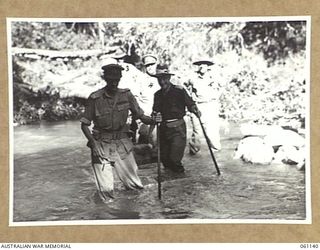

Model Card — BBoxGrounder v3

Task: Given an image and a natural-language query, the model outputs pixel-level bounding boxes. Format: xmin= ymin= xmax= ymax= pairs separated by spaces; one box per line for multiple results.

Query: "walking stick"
xmin=156 ymin=123 xmax=162 ymax=199
xmin=198 ymin=117 xmax=221 ymax=176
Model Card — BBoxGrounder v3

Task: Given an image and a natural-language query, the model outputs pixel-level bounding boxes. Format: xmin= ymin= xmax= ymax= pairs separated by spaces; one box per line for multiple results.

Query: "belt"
xmin=93 ymin=130 xmax=129 ymax=140
xmin=165 ymin=119 xmax=179 ymax=123
xmin=162 ymin=118 xmax=184 ymax=128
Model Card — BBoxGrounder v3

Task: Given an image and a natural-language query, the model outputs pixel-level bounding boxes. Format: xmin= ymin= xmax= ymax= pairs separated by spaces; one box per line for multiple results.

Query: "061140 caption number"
xmin=300 ymin=244 xmax=319 ymax=248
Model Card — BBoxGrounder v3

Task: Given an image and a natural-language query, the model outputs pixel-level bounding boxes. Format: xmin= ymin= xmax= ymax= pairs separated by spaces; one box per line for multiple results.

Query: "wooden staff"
xmin=156 ymin=122 xmax=162 ymax=199
xmin=198 ymin=117 xmax=221 ymax=175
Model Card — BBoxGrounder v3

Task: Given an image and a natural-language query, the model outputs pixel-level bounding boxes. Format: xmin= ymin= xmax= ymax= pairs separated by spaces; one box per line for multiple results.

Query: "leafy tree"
xmin=11 ymin=22 xmax=100 ymax=50
xmin=240 ymin=21 xmax=306 ymax=64
xmin=11 ymin=20 xmax=307 ymax=129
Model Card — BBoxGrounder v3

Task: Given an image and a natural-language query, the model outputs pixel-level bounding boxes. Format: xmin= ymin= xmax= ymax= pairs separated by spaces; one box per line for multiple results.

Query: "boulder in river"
xmin=233 ymin=136 xmax=274 ymax=165
xmin=263 ymin=129 xmax=305 ymax=148
xmin=273 ymin=145 xmax=306 ymax=170
xmin=240 ymin=123 xmax=305 ymax=148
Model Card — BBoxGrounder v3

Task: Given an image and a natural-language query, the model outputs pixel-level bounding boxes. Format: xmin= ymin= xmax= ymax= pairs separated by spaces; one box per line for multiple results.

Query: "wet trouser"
xmin=91 ymin=143 xmax=143 ymax=201
xmin=137 ymin=123 xmax=156 ymax=146
xmin=159 ymin=119 xmax=186 ymax=171
xmin=189 ymin=101 xmax=221 ymax=154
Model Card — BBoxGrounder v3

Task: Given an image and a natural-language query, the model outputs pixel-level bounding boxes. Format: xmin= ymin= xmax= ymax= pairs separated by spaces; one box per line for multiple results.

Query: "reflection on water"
xmin=13 ymin=121 xmax=306 ymax=222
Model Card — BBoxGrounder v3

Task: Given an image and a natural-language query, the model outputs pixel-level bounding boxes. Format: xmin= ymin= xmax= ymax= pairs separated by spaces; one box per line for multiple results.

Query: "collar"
xmin=103 ymin=87 xmax=117 ymax=98
xmin=161 ymin=82 xmax=173 ymax=95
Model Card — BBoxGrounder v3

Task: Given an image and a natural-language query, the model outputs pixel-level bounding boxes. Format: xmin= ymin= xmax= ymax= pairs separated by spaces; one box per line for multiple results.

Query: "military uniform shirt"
xmin=80 ymin=87 xmax=144 ymax=132
xmin=188 ymin=73 xmax=220 ymax=103
xmin=153 ymin=83 xmax=195 ymax=121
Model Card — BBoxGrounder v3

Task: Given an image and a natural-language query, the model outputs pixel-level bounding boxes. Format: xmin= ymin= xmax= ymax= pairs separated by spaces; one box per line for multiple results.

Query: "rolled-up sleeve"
xmin=80 ymin=97 xmax=94 ymax=125
xmin=127 ymin=91 xmax=144 ymax=119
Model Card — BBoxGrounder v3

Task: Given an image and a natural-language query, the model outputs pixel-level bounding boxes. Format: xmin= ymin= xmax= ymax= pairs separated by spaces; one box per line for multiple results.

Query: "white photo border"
xmin=7 ymin=16 xmax=312 ymax=227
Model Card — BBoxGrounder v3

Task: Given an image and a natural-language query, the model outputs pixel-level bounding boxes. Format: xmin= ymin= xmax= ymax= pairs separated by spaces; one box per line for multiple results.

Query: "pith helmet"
xmin=142 ymin=54 xmax=157 ymax=66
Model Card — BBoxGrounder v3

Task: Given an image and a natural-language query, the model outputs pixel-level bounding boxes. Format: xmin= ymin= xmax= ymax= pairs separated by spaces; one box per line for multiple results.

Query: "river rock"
xmin=239 ymin=123 xmax=282 ymax=136
xmin=264 ymin=129 xmax=305 ymax=148
xmin=273 ymin=145 xmax=306 ymax=170
xmin=234 ymin=136 xmax=274 ymax=165
xmin=240 ymin=123 xmax=305 ymax=148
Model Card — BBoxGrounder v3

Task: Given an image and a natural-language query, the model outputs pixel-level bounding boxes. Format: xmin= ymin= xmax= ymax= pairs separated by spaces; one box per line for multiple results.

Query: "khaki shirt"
xmin=187 ymin=72 xmax=220 ymax=103
xmin=80 ymin=87 xmax=144 ymax=132
xmin=137 ymin=73 xmax=160 ymax=115
xmin=118 ymin=63 xmax=142 ymax=98
xmin=118 ymin=63 xmax=159 ymax=116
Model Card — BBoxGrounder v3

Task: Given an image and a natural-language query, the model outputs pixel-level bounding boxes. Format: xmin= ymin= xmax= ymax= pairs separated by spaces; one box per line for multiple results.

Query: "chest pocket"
xmin=94 ymin=93 xmax=131 ymax=130
xmin=115 ymin=102 xmax=130 ymax=128
xmin=94 ymin=99 xmax=112 ymax=129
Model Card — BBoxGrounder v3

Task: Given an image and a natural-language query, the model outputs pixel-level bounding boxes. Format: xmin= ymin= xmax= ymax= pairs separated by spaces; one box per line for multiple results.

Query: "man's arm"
xmin=80 ymin=97 xmax=103 ymax=158
xmin=127 ymin=90 xmax=155 ymax=125
xmin=189 ymin=105 xmax=201 ymax=118
xmin=183 ymin=88 xmax=201 ymax=118
xmin=81 ymin=122 xmax=94 ymax=142
xmin=81 ymin=123 xmax=104 ymax=158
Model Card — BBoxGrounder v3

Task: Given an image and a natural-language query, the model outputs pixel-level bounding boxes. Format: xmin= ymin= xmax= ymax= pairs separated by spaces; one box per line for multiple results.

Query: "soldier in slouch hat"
xmin=152 ymin=64 xmax=201 ymax=173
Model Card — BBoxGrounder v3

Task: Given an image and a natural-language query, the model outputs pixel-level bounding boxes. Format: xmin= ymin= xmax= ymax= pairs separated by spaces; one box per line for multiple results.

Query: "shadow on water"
xmin=13 ymin=121 xmax=306 ymax=222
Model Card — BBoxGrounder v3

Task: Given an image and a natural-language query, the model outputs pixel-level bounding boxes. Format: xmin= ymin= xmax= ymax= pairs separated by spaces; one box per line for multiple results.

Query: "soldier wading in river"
xmin=152 ymin=64 xmax=201 ymax=173
xmin=80 ymin=63 xmax=155 ymax=202
xmin=184 ymin=58 xmax=222 ymax=155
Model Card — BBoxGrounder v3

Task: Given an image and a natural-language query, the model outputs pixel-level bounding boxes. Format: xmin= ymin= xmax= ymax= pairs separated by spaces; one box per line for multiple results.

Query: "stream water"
xmin=13 ymin=120 xmax=306 ymax=223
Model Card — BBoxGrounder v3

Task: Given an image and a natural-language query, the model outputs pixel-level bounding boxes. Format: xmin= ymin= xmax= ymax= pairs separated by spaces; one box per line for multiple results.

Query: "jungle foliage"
xmin=11 ymin=20 xmax=307 ymax=129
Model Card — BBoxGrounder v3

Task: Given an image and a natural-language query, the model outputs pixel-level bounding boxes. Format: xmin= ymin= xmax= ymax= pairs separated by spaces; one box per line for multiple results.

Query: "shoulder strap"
xmin=90 ymin=89 xmax=104 ymax=99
